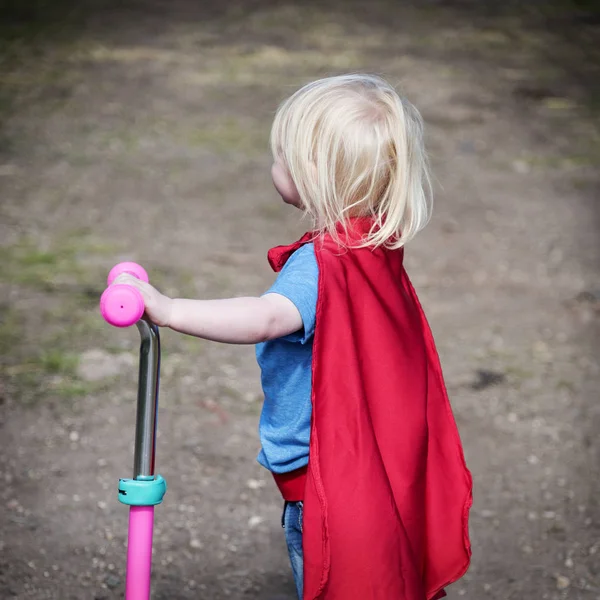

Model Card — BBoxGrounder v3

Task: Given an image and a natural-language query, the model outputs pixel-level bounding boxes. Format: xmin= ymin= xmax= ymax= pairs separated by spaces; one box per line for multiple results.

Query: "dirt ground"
xmin=0 ymin=1 xmax=599 ymax=599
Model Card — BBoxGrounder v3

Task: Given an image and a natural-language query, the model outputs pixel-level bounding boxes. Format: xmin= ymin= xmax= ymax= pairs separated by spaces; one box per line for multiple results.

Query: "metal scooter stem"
xmin=133 ymin=317 xmax=160 ymax=479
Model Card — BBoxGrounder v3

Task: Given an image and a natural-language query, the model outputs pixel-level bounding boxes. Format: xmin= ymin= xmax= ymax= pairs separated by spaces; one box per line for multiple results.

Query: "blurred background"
xmin=0 ymin=1 xmax=599 ymax=598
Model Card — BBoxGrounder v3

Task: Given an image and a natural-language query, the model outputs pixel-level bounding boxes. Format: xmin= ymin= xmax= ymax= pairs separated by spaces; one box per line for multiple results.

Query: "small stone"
xmin=507 ymin=412 xmax=518 ymax=423
xmin=246 ymin=479 xmax=265 ymax=490
xmin=522 ymin=545 xmax=533 ymax=554
xmin=73 ymin=494 xmax=81 ymax=502
xmin=97 ymin=459 xmax=107 ymax=468
xmin=565 ymin=557 xmax=574 ymax=568
xmin=527 ymin=455 xmax=539 ymax=465
xmin=248 ymin=515 xmax=264 ymax=528
xmin=533 ymin=341 xmax=552 ymax=362
xmin=483 ymin=583 xmax=491 ymax=591
xmin=190 ymin=538 xmax=203 ymax=549
xmin=105 ymin=575 xmax=120 ymax=589
xmin=97 ymin=501 xmax=107 ymax=510
xmin=555 ymin=575 xmax=570 ymax=590
xmin=69 ymin=431 xmax=80 ymax=442
xmin=512 ymin=160 xmax=531 ymax=174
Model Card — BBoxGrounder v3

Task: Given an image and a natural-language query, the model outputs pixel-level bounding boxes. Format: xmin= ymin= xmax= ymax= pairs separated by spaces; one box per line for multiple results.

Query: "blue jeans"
xmin=282 ymin=501 xmax=304 ymax=599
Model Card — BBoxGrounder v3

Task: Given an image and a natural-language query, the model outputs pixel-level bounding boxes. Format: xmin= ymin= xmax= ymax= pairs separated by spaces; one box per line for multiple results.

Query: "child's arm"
xmin=112 ymin=273 xmax=303 ymax=344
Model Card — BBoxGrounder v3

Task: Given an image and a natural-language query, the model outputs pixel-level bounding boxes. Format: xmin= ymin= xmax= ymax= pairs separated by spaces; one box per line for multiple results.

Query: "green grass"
xmin=0 ymin=231 xmax=117 ymax=295
xmin=38 ymin=349 xmax=79 ymax=375
xmin=4 ymin=337 xmax=115 ymax=405
xmin=0 ymin=306 xmax=21 ymax=359
xmin=0 ymin=230 xmax=205 ymax=407
xmin=51 ymin=378 xmax=103 ymax=399
xmin=0 ymin=231 xmax=122 ymax=406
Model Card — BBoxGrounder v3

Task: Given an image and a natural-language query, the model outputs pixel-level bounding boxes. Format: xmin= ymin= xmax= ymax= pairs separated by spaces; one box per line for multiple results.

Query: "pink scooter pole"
xmin=101 ymin=262 xmax=167 ymax=600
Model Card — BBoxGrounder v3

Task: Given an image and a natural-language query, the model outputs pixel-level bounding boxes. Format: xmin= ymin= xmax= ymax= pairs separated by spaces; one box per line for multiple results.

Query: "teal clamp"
xmin=118 ymin=474 xmax=167 ymax=506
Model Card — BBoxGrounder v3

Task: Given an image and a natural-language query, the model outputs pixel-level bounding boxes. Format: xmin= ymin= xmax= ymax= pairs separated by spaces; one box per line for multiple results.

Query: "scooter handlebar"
xmin=100 ymin=262 xmax=149 ymax=328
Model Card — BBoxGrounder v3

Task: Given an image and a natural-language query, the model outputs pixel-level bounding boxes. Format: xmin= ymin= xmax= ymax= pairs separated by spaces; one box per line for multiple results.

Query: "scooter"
xmin=100 ymin=262 xmax=167 ymax=600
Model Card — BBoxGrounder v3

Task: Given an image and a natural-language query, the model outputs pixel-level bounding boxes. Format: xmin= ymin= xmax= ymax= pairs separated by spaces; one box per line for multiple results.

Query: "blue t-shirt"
xmin=255 ymin=243 xmax=318 ymax=473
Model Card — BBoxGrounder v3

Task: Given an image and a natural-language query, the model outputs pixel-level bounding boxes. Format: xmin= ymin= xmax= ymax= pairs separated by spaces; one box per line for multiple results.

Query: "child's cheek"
xmin=272 ymin=163 xmax=301 ymax=206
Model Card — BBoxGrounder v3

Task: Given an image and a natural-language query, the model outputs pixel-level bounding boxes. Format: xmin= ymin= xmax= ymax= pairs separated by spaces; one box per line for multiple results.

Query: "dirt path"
xmin=1 ymin=2 xmax=599 ymax=599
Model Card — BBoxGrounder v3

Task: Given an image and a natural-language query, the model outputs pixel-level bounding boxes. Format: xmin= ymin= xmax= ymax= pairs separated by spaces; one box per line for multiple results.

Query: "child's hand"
xmin=111 ymin=273 xmax=174 ymax=327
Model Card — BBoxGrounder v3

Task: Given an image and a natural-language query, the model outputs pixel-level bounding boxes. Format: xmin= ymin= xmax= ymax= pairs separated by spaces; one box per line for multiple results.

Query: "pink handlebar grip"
xmin=107 ymin=262 xmax=149 ymax=286
xmin=100 ymin=262 xmax=148 ymax=328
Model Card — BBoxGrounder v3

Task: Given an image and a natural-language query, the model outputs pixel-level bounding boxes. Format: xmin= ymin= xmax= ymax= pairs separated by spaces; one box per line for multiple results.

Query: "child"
xmin=114 ymin=74 xmax=472 ymax=600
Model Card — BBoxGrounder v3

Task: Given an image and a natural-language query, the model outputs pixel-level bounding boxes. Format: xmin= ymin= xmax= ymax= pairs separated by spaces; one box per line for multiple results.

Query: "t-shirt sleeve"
xmin=263 ymin=243 xmax=318 ymax=344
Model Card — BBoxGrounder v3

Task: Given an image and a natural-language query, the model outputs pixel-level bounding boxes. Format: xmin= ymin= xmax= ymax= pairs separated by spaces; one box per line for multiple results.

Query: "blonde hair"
xmin=270 ymin=74 xmax=432 ymax=249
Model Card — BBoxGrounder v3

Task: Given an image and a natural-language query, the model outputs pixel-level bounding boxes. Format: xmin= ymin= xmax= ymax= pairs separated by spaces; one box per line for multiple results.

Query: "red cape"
xmin=268 ymin=221 xmax=472 ymax=600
